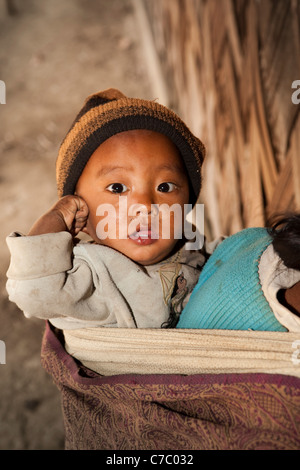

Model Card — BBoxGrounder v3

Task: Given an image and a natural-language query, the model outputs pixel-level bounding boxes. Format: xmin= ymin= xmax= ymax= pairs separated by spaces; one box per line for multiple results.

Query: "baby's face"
xmin=75 ymin=130 xmax=190 ymax=265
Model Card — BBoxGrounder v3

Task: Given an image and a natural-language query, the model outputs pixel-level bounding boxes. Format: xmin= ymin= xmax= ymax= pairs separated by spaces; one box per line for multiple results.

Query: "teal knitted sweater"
xmin=177 ymin=227 xmax=287 ymax=331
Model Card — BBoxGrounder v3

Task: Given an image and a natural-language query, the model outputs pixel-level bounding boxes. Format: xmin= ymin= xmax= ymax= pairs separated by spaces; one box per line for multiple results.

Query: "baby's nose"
xmin=129 ymin=191 xmax=156 ymax=213
xmin=128 ymin=203 xmax=153 ymax=221
xmin=128 ymin=195 xmax=160 ymax=224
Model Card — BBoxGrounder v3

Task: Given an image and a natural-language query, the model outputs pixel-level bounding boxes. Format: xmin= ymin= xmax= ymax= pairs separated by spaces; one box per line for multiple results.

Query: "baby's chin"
xmin=90 ymin=236 xmax=179 ymax=266
xmin=127 ymin=241 xmax=186 ymax=266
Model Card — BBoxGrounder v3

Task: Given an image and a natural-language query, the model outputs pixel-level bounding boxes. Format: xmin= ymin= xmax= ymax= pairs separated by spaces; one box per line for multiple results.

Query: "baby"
xmin=177 ymin=215 xmax=300 ymax=332
xmin=6 ymin=88 xmax=207 ymax=331
xmin=6 ymin=88 xmax=300 ymax=344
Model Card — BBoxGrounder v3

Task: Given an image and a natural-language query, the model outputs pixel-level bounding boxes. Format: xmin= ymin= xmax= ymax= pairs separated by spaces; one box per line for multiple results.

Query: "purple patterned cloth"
xmin=41 ymin=322 xmax=300 ymax=450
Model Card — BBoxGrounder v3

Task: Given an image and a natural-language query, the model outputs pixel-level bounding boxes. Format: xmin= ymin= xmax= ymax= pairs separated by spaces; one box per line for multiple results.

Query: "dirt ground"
xmin=0 ymin=0 xmax=153 ymax=450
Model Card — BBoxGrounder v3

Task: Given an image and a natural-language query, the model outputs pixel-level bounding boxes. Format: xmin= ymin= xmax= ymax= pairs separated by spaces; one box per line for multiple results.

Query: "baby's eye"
xmin=157 ymin=182 xmax=176 ymax=193
xmin=106 ymin=183 xmax=128 ymax=194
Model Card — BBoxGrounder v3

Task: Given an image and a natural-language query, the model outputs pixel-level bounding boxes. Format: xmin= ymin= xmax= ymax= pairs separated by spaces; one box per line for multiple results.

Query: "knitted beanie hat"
xmin=56 ymin=88 xmax=205 ymax=205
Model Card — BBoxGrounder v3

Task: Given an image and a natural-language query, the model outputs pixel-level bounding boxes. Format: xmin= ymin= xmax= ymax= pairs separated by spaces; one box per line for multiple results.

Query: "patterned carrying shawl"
xmin=41 ymin=322 xmax=300 ymax=450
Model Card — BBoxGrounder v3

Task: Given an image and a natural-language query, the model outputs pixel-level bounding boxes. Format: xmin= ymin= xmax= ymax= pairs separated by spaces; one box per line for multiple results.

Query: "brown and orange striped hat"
xmin=56 ymin=88 xmax=205 ymax=205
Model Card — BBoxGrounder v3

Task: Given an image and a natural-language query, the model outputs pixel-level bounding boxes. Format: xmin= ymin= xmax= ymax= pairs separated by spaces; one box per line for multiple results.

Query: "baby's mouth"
xmin=128 ymin=225 xmax=159 ymax=243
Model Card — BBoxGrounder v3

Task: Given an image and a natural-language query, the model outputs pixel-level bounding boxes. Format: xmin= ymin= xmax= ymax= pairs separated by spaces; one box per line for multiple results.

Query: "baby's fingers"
xmin=74 ymin=213 xmax=88 ymax=231
xmin=73 ymin=196 xmax=89 ymax=217
xmin=72 ymin=197 xmax=89 ymax=234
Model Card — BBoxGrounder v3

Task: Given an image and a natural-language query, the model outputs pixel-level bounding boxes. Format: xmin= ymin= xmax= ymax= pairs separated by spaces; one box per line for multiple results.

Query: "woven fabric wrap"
xmin=63 ymin=325 xmax=300 ymax=377
xmin=41 ymin=322 xmax=300 ymax=450
xmin=56 ymin=89 xmax=205 ymax=203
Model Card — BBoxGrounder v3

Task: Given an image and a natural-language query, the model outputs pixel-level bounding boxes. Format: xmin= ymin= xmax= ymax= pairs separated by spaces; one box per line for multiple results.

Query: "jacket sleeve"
xmin=5 ymin=232 xmax=110 ymax=326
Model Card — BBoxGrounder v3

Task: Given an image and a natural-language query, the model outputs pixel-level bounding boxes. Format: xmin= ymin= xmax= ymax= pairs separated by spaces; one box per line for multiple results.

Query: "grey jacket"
xmin=6 ymin=232 xmax=206 ymax=330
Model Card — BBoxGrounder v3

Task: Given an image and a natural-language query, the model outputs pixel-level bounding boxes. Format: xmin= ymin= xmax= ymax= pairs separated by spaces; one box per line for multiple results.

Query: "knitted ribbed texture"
xmin=177 ymin=228 xmax=287 ymax=331
xmin=56 ymin=88 xmax=205 ymax=205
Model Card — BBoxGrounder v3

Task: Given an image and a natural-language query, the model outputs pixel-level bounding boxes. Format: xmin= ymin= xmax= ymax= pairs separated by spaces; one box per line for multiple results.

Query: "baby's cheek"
xmin=94 ymin=210 xmax=119 ymax=240
xmin=159 ymin=209 xmax=183 ymax=240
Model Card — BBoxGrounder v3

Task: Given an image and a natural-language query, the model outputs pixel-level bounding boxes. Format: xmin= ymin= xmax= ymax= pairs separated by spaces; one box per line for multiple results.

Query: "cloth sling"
xmin=63 ymin=325 xmax=300 ymax=377
xmin=41 ymin=322 xmax=300 ymax=450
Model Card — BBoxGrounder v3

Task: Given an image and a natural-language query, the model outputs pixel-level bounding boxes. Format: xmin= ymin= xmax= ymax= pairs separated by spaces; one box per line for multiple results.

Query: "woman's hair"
xmin=268 ymin=213 xmax=300 ymax=270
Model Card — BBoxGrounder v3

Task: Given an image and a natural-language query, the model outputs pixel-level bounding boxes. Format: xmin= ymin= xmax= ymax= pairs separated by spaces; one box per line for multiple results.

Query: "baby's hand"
xmin=52 ymin=195 xmax=89 ymax=235
xmin=28 ymin=195 xmax=89 ymax=237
